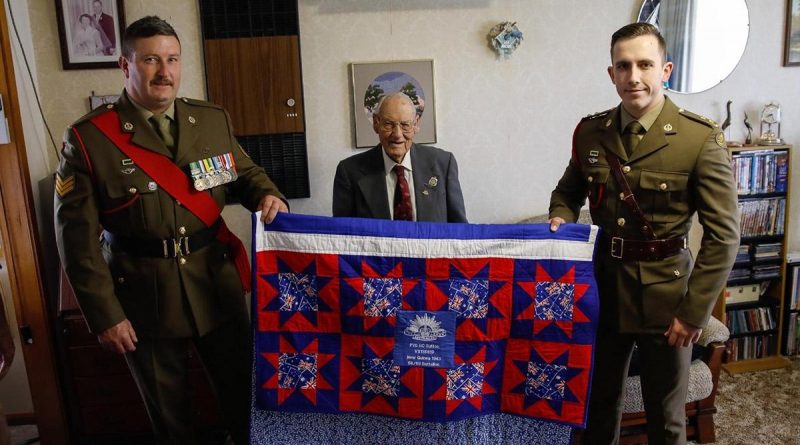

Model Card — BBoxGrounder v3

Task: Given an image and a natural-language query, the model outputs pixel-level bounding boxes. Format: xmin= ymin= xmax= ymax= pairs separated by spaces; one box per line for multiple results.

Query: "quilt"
xmin=251 ymin=213 xmax=599 ymax=444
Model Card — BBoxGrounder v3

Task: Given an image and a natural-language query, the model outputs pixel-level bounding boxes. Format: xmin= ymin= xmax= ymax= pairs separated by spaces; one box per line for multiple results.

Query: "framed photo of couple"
xmin=55 ymin=0 xmax=125 ymax=70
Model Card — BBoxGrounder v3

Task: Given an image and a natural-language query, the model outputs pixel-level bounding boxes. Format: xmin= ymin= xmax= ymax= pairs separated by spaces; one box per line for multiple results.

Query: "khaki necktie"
xmin=623 ymin=120 xmax=645 ymax=157
xmin=393 ymin=164 xmax=413 ymax=221
xmin=150 ymin=113 xmax=175 ymax=151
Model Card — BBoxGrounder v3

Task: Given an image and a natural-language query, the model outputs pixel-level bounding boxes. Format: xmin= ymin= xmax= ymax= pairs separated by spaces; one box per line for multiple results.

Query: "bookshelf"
xmin=715 ymin=144 xmax=793 ymax=374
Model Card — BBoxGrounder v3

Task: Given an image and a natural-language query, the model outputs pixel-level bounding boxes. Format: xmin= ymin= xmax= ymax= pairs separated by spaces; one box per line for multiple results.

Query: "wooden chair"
xmin=619 ymin=316 xmax=729 ymax=444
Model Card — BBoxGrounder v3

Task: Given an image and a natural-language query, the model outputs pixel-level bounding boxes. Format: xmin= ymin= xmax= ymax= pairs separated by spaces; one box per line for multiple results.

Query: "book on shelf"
xmin=726 ymin=306 xmax=776 ymax=334
xmin=735 ymin=244 xmax=751 ymax=263
xmin=752 ymin=242 xmax=782 ymax=261
xmin=726 ymin=334 xmax=777 ymax=361
xmin=786 ymin=313 xmax=800 ymax=356
xmin=737 ymin=197 xmax=785 ymax=237
xmin=731 ymin=149 xmax=789 ymax=195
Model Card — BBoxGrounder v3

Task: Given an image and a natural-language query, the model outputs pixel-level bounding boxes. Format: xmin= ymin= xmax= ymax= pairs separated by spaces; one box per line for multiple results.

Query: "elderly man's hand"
xmin=258 ymin=195 xmax=289 ymax=223
xmin=98 ymin=319 xmax=138 ymax=354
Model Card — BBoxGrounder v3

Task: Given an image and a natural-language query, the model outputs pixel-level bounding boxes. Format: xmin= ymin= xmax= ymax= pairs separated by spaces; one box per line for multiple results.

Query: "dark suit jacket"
xmin=333 ymin=144 xmax=467 ymax=222
xmin=55 ymin=91 xmax=283 ymax=338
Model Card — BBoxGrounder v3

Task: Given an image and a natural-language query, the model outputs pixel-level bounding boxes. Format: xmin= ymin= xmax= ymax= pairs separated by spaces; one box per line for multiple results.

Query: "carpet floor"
xmin=8 ymin=359 xmax=800 ymax=444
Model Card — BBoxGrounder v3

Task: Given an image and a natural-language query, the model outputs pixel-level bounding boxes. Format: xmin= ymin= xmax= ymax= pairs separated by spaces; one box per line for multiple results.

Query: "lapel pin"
xmin=589 ymin=150 xmax=600 ymax=157
xmin=120 ymin=167 xmax=136 ymax=175
xmin=121 ymin=159 xmax=134 ymax=166
xmin=605 ymin=120 xmax=612 ymax=127
xmin=588 ymin=157 xmax=598 ymax=164
xmin=427 ymin=176 xmax=438 ymax=188
xmin=188 ymin=116 xmax=197 ymax=125
xmin=663 ymin=123 xmax=673 ymax=132
xmin=106 ymin=104 xmax=114 ymax=109
xmin=123 ymin=122 xmax=134 ymax=131
xmin=148 ymin=181 xmax=158 ymax=191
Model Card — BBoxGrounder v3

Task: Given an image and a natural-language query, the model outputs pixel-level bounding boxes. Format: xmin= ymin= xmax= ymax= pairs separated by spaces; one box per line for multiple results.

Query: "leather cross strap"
xmin=605 ymin=151 xmax=657 ymax=240
xmin=89 ymin=110 xmax=252 ymax=292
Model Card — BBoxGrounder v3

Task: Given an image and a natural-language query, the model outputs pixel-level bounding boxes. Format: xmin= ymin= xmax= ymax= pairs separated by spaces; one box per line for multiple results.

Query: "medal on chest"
xmin=188 ymin=152 xmax=238 ymax=191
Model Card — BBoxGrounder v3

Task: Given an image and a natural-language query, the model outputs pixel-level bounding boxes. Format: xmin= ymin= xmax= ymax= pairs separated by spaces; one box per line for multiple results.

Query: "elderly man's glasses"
xmin=378 ymin=118 xmax=416 ymax=133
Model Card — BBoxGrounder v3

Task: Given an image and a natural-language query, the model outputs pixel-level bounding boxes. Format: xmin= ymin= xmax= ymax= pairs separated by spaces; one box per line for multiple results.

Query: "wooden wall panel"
xmin=205 ymin=36 xmax=304 ymax=135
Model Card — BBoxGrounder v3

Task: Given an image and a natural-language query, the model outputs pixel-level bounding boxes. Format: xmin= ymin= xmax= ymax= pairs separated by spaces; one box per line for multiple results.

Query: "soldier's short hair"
xmin=610 ymin=22 xmax=667 ymax=63
xmin=121 ymin=16 xmax=180 ymax=59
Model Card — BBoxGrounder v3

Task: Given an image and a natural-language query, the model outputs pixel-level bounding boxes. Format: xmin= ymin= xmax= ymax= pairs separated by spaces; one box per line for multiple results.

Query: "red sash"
xmin=90 ymin=110 xmax=252 ymax=292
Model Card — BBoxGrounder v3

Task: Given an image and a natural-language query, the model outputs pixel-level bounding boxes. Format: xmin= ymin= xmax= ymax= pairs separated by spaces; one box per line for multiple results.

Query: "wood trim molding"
xmin=0 ymin=1 xmax=68 ymax=442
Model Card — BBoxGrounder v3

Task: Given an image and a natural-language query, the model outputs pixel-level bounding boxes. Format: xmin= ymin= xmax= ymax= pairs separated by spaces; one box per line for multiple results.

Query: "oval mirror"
xmin=638 ymin=0 xmax=749 ymax=94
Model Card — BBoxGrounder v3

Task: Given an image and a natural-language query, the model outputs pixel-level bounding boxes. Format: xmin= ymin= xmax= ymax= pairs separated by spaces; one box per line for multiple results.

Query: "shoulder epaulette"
xmin=582 ymin=108 xmax=614 ymax=121
xmin=678 ymin=108 xmax=718 ymax=128
xmin=179 ymin=97 xmax=223 ymax=110
xmin=71 ymin=103 xmax=114 ymax=127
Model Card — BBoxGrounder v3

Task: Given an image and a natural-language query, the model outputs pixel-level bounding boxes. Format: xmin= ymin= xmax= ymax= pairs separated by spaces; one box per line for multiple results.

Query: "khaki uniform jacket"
xmin=55 ymin=92 xmax=284 ymax=338
xmin=549 ymin=97 xmax=739 ymax=333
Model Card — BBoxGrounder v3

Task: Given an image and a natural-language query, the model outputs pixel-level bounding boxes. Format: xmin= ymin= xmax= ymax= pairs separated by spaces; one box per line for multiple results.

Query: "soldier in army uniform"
xmin=55 ymin=16 xmax=288 ymax=444
xmin=548 ymin=23 xmax=739 ymax=445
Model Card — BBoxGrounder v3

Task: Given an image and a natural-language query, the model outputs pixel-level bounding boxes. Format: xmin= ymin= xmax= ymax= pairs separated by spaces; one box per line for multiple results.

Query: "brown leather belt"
xmin=598 ymin=233 xmax=687 ymax=261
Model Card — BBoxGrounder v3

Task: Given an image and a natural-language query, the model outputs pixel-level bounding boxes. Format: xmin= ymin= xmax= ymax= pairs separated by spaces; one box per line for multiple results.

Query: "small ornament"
xmin=427 ymin=176 xmax=438 ymax=188
xmin=487 ymin=22 xmax=523 ymax=58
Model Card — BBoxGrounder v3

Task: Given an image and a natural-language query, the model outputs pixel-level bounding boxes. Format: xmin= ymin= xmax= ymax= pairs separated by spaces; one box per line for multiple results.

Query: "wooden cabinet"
xmin=713 ymin=144 xmax=793 ymax=374
xmin=204 ymin=36 xmax=304 ymax=135
xmin=56 ymin=274 xmax=221 ymax=442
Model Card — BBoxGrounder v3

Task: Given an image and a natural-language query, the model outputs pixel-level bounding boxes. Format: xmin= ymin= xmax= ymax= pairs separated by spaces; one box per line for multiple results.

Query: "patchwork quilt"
xmin=251 ymin=213 xmax=599 ymax=444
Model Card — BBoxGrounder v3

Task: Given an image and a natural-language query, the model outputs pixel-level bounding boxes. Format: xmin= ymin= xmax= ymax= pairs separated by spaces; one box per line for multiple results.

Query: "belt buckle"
xmin=162 ymin=237 xmax=190 ymax=258
xmin=611 ymin=236 xmax=624 ymax=259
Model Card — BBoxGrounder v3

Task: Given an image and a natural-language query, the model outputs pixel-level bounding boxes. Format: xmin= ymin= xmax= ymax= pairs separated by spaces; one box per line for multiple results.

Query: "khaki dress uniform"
xmin=549 ymin=97 xmax=739 ymax=445
xmin=55 ymin=91 xmax=284 ymax=444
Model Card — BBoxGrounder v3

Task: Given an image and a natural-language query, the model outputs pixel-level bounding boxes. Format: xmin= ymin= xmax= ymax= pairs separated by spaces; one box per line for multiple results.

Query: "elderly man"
xmin=333 ymin=92 xmax=467 ymax=222
xmin=55 ymin=16 xmax=287 ymax=444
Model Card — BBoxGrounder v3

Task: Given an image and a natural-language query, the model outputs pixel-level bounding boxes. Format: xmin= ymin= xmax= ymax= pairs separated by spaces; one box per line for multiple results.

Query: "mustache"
xmin=150 ymin=78 xmax=173 ymax=86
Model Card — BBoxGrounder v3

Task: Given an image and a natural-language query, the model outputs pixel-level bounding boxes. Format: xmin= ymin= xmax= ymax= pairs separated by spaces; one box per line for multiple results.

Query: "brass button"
xmin=117 ymin=277 xmax=125 ymax=284
xmin=649 ymin=247 xmax=656 ymax=253
xmin=659 ymin=183 xmax=668 ymax=191
xmin=587 ymin=176 xmax=594 ymax=183
xmin=642 ymin=225 xmax=649 ymax=233
xmin=176 ymin=200 xmax=182 ymax=206
xmin=619 ymin=192 xmax=625 ymax=200
xmin=128 ymin=187 xmax=137 ymax=194
xmin=617 ymin=218 xmax=626 ymax=227
xmin=179 ymin=257 xmax=187 ymax=265
xmin=178 ymin=226 xmax=186 ymax=235
xmin=622 ymin=166 xmax=631 ymax=173
xmin=673 ymin=270 xmax=680 ymax=277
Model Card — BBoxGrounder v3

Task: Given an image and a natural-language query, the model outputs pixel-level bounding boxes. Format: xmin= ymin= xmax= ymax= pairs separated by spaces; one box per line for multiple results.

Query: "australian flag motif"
xmin=252 ymin=213 xmax=599 ymax=436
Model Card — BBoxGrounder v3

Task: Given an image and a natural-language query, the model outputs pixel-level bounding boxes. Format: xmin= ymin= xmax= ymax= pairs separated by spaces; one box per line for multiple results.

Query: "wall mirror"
xmin=638 ymin=0 xmax=749 ymax=94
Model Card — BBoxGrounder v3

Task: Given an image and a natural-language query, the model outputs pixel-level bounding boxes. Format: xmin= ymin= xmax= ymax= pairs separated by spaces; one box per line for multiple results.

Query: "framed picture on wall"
xmin=785 ymin=0 xmax=800 ymax=66
xmin=350 ymin=60 xmax=437 ymax=148
xmin=55 ymin=0 xmax=125 ymax=70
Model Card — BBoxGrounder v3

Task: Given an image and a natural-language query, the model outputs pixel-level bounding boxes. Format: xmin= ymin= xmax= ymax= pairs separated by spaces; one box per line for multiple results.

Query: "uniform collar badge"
xmin=663 ymin=123 xmax=673 ymax=132
xmin=123 ymin=122 xmax=134 ymax=131
xmin=188 ymin=116 xmax=197 ymax=125
xmin=120 ymin=167 xmax=136 ymax=175
xmin=589 ymin=150 xmax=599 ymax=157
xmin=121 ymin=159 xmax=134 ymax=166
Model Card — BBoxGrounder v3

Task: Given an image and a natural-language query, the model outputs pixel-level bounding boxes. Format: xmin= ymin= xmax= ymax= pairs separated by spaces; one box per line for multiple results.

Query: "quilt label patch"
xmin=395 ymin=311 xmax=456 ymax=368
